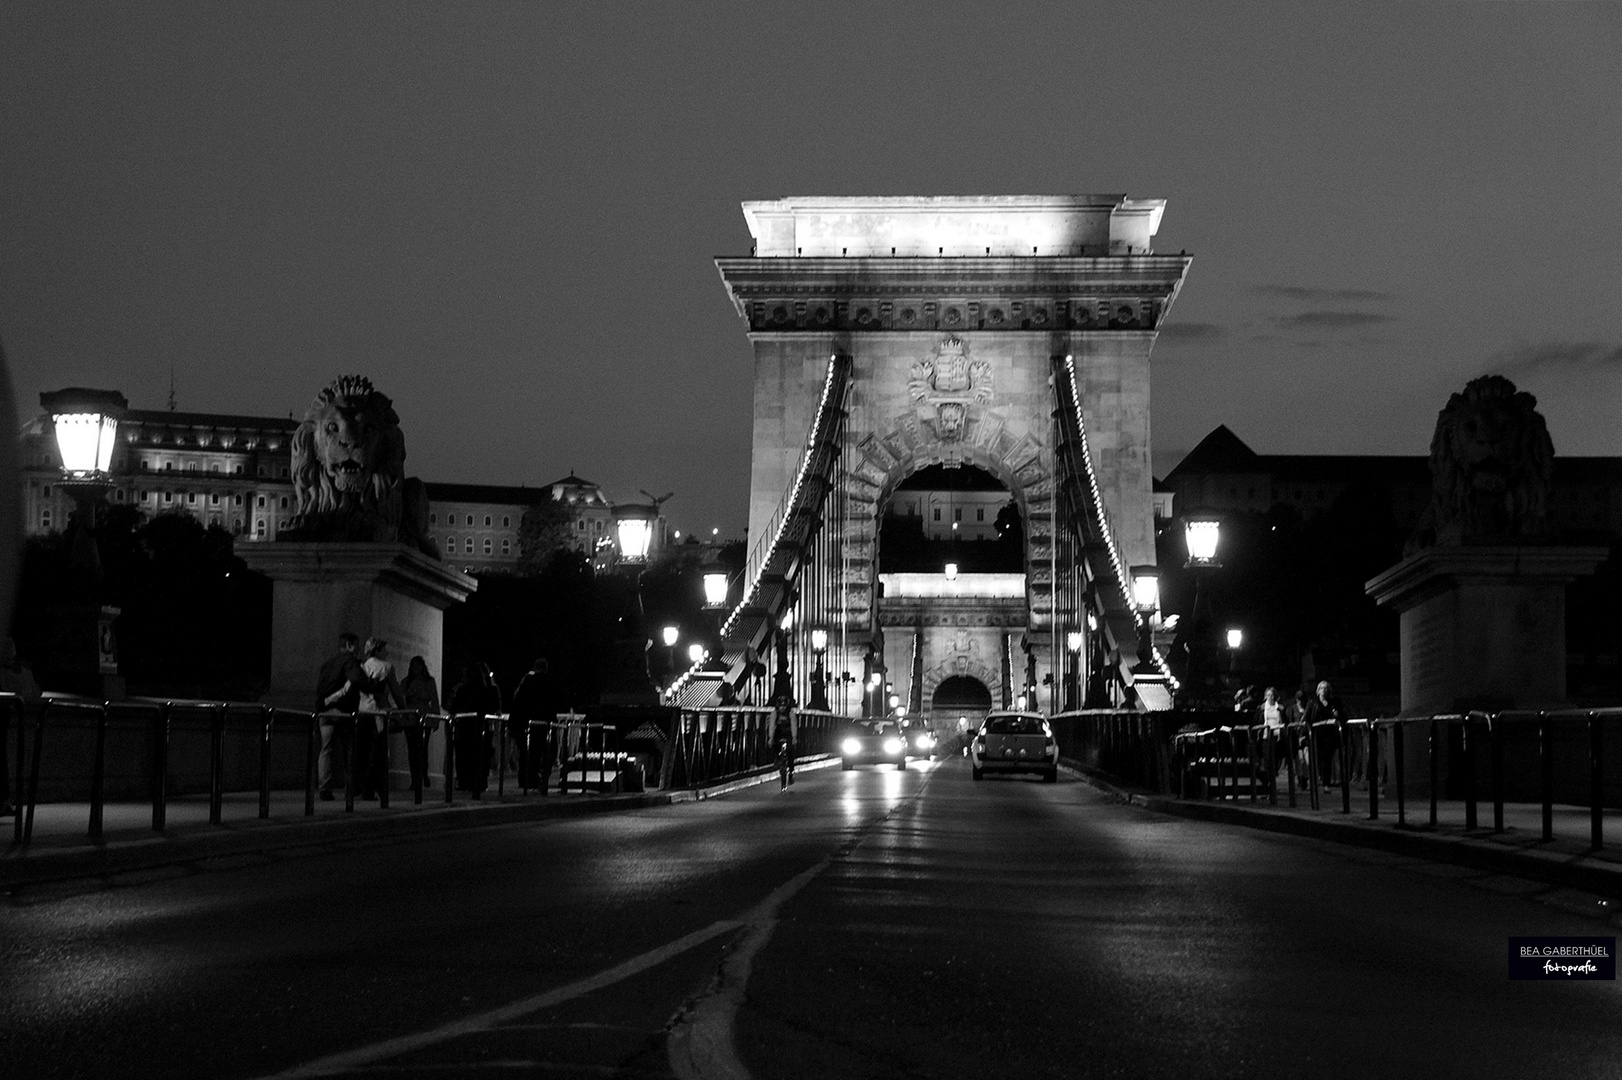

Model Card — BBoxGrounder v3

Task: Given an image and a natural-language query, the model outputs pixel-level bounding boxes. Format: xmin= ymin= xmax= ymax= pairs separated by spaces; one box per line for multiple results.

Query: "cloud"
xmin=1489 ymin=340 xmax=1622 ymax=376
xmin=1273 ymin=311 xmax=1395 ymax=329
xmin=1157 ymin=321 xmax=1226 ymax=341
xmin=1256 ymin=285 xmax=1393 ymax=302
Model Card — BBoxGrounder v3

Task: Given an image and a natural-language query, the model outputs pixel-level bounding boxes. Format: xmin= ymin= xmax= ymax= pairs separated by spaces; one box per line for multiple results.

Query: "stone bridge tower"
xmin=716 ymin=196 xmax=1189 ymax=714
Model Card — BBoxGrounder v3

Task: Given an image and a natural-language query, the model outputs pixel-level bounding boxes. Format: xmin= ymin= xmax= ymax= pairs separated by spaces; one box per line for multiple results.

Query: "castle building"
xmin=424 ymin=474 xmax=616 ymax=575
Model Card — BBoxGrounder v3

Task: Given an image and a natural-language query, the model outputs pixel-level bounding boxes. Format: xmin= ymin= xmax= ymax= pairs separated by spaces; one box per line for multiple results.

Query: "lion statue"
xmin=279 ymin=375 xmax=436 ymax=556
xmin=1409 ymin=374 xmax=1554 ymax=551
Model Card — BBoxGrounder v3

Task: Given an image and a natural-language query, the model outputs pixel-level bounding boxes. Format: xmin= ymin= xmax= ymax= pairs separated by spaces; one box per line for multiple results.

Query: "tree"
xmin=517 ymin=498 xmax=576 ymax=575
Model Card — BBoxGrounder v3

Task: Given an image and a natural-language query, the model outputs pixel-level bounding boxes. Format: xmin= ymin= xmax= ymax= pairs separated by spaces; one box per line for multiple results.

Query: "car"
xmin=902 ymin=722 xmax=937 ymax=760
xmin=969 ymin=711 xmax=1059 ymax=782
xmin=840 ymin=720 xmax=909 ymax=771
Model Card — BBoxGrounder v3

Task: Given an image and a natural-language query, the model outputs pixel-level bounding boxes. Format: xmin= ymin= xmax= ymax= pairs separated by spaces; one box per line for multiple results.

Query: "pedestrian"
xmin=357 ymin=637 xmax=405 ymax=799
xmin=772 ymin=711 xmax=797 ymax=789
xmin=1302 ymin=679 xmax=1347 ymax=789
xmin=1256 ymin=686 xmax=1289 ymax=783
xmin=0 ymin=637 xmax=40 ymax=817
xmin=400 ymin=655 xmax=440 ymax=792
xmin=314 ymin=632 xmax=370 ymax=801
xmin=450 ymin=661 xmax=502 ymax=798
xmin=510 ymin=657 xmax=557 ymax=794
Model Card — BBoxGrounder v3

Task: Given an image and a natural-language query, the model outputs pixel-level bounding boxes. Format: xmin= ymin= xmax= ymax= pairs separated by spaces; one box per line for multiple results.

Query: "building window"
xmin=164 ymin=492 xmax=174 ymax=504
xmin=976 ymin=508 xmax=985 ymax=521
xmin=115 ymin=489 xmax=126 ymax=502
xmin=40 ymin=509 xmax=50 ymax=529
xmin=187 ymin=493 xmax=197 ymax=505
xmin=165 ymin=462 xmax=174 ymax=471
xmin=257 ymin=496 xmax=266 ymax=507
xmin=210 ymin=494 xmax=220 ymax=505
xmin=233 ymin=518 xmax=243 ymax=533
xmin=501 ymin=539 xmax=510 ymax=555
xmin=484 ymin=515 xmax=492 ymax=527
xmin=42 ymin=485 xmax=51 ymax=498
xmin=464 ymin=538 xmax=474 ymax=553
xmin=430 ymin=513 xmax=437 ymax=524
xmin=577 ymin=520 xmax=586 ymax=531
xmin=954 ymin=508 xmax=962 ymax=522
xmin=279 ymin=497 xmax=289 ymax=509
xmin=233 ymin=494 xmax=243 ymax=505
xmin=466 ymin=515 xmax=475 ymax=526
xmin=256 ymin=521 xmax=266 ymax=537
xmin=234 ymin=464 xmax=243 ymax=475
xmin=210 ymin=464 xmax=220 ymax=473
xmin=140 ymin=490 xmax=149 ymax=501
xmin=502 ymin=516 xmax=510 ymax=527
xmin=187 ymin=463 xmax=198 ymax=473
xmin=932 ymin=508 xmax=941 ymax=521
xmin=482 ymin=539 xmax=492 ymax=555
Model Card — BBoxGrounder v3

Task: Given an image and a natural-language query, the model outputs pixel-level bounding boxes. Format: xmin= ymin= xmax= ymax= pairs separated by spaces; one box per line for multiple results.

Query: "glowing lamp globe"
xmin=42 ymin=388 xmax=127 ymax=479
xmin=662 ymin=625 xmax=679 ymax=648
xmin=1066 ymin=631 xmax=1084 ymax=654
xmin=1183 ymin=513 xmax=1222 ymax=567
xmin=613 ymin=502 xmax=658 ymax=562
xmin=1226 ymin=627 xmax=1244 ymax=650
xmin=1130 ymin=565 xmax=1161 ymax=615
xmin=702 ymin=572 xmax=729 ymax=607
xmin=687 ymin=643 xmax=706 ymax=664
xmin=810 ymin=628 xmax=828 ymax=652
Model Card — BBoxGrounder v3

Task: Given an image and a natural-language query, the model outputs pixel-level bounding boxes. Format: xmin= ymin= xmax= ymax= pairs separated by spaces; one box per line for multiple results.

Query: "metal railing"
xmin=1157 ymin=708 xmax=1622 ymax=851
xmin=7 ymin=694 xmax=848 ymax=846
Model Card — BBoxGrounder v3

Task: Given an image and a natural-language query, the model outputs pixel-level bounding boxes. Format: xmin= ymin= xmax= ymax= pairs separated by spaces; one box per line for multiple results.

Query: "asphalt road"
xmin=3 ymin=757 xmax=1619 ymax=1080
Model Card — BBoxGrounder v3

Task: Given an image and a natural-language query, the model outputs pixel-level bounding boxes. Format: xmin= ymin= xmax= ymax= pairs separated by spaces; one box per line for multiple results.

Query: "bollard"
xmin=1394 ymin=721 xmax=1406 ymax=827
xmin=305 ymin=711 xmax=318 ymax=816
xmin=1462 ymin=716 xmax=1478 ymax=831
xmin=209 ymin=703 xmax=225 ymax=825
xmin=1490 ymin=713 xmax=1504 ymax=834
xmin=443 ymin=714 xmax=457 ymax=804
xmin=1590 ymin=712 xmax=1603 ymax=852
xmin=1428 ymin=717 xmax=1439 ymax=828
xmin=89 ymin=702 xmax=108 ymax=841
xmin=153 ymin=702 xmax=172 ymax=831
xmin=1539 ymin=711 xmax=1553 ymax=842
xmin=1367 ymin=721 xmax=1379 ymax=821
xmin=258 ymin=705 xmax=274 ymax=820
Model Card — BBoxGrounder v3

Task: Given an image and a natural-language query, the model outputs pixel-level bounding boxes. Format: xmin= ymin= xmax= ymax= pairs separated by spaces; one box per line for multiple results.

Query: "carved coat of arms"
xmin=908 ymin=336 xmax=993 ymax=442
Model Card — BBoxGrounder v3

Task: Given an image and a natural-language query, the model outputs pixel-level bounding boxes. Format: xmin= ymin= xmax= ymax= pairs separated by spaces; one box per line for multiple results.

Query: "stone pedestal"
xmin=1366 ymin=546 xmax=1607 ymax=716
xmin=239 ymin=543 xmax=476 ymax=710
xmin=1367 ymin=546 xmax=1609 ymax=802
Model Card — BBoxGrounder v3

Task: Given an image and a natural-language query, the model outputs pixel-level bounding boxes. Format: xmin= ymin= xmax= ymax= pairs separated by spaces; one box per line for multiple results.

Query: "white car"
xmin=969 ymin=711 xmax=1059 ymax=782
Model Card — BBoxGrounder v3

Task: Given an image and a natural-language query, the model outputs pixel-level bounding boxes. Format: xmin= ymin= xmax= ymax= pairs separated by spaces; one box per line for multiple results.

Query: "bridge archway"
xmin=704 ymin=196 xmax=1190 ymax=714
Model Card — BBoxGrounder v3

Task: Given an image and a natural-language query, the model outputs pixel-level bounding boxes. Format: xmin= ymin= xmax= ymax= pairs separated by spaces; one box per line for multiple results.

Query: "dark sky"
xmin=4 ymin=2 xmax=1619 ymax=537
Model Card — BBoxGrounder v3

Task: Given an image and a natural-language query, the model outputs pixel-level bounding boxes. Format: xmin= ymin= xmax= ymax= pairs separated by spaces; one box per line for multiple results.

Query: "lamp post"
xmin=1065 ymin=630 xmax=1083 ymax=711
xmin=602 ymin=501 xmax=660 ymax=705
xmin=1128 ymin=565 xmax=1169 ymax=704
xmin=661 ymin=624 xmax=679 ymax=693
xmin=1226 ymin=626 xmax=1243 ymax=685
xmin=1179 ymin=512 xmax=1223 ymax=710
xmin=769 ymin=609 xmax=796 ymax=706
xmin=808 ymin=627 xmax=829 ymax=711
xmin=43 ymin=388 xmax=128 ymax=697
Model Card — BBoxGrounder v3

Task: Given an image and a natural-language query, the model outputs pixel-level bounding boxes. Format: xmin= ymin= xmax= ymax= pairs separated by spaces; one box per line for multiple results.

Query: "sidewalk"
xmin=1069 ymin=764 xmax=1622 ymax=903
xmin=2 ymin=758 xmax=839 ymax=890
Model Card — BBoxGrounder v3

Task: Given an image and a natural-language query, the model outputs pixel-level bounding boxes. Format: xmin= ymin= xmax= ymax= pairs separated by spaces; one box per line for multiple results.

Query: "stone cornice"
xmin=715 ymin=256 xmax=1191 ymax=332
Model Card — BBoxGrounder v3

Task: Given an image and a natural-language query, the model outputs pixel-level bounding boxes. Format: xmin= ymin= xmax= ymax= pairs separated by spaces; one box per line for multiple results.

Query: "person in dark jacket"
xmin=449 ymin=662 xmax=502 ymax=797
xmin=400 ymin=656 xmax=441 ymax=792
xmin=510 ymin=657 xmax=557 ymax=793
xmin=1301 ymin=679 xmax=1347 ymax=788
xmin=314 ymin=632 xmax=369 ymax=801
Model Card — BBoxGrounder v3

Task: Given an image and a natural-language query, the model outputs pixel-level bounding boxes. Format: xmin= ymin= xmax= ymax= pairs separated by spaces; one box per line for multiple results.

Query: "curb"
xmin=1 ymin=756 xmax=841 ymax=890
xmin=1061 ymin=760 xmax=1622 ymax=901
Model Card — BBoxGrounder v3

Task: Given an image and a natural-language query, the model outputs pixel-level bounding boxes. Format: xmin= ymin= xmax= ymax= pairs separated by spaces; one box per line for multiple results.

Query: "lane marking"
xmin=251 ymin=919 xmax=743 ymax=1079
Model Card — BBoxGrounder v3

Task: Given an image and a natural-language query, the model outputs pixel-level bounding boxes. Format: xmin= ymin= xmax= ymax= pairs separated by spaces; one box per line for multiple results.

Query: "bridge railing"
xmin=659 ymin=706 xmax=839 ymax=790
xmin=1148 ymin=708 xmax=1622 ymax=852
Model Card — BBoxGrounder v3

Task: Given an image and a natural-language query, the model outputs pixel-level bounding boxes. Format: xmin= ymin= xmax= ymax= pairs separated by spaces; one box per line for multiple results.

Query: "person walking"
xmin=450 ymin=662 xmax=502 ymax=798
xmin=510 ymin=657 xmax=557 ymax=794
xmin=357 ymin=638 xmax=405 ymax=799
xmin=1256 ymin=686 xmax=1289 ymax=784
xmin=314 ymin=632 xmax=369 ymax=801
xmin=400 ymin=656 xmax=440 ymax=792
xmin=772 ymin=712 xmax=797 ymax=790
xmin=1302 ymin=679 xmax=1348 ymax=790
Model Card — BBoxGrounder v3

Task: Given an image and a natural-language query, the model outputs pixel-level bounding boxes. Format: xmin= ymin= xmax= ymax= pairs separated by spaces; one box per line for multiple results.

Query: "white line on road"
xmin=666 ymin=858 xmax=833 ymax=1080
xmin=251 ymin=918 xmax=744 ymax=1080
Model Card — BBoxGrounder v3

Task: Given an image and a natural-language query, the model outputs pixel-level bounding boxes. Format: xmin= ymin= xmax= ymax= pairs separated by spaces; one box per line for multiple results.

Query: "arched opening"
xmin=878 ymin=463 xmax=1022 ymax=573
xmin=932 ymin=674 xmax=993 ymax=715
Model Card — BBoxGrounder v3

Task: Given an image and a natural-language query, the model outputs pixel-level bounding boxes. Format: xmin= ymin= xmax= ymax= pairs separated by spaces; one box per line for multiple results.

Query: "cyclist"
xmin=772 ymin=715 xmax=796 ymax=791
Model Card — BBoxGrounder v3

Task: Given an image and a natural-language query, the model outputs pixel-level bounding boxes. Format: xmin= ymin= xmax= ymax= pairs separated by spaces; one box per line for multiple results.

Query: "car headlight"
xmin=842 ymin=738 xmax=862 ymax=756
xmin=915 ymin=734 xmax=935 ymax=749
xmin=882 ymin=737 xmax=905 ymax=755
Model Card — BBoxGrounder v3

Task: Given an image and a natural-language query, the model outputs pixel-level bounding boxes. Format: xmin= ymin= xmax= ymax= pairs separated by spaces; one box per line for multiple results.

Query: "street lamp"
xmin=808 ymin=628 xmax=829 ymax=711
xmin=1183 ymin=511 xmax=1222 ymax=568
xmin=702 ymin=571 xmax=729 ymax=608
xmin=943 ymin=562 xmax=959 ymax=581
xmin=1179 ymin=513 xmax=1223 ymax=709
xmin=43 ymin=388 xmax=128 ymax=696
xmin=1128 ymin=565 xmax=1168 ymax=704
xmin=770 ymin=609 xmax=796 ymax=706
xmin=602 ymin=500 xmax=662 ymax=705
xmin=1065 ymin=630 xmax=1083 ymax=711
xmin=687 ymin=642 xmax=706 ymax=664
